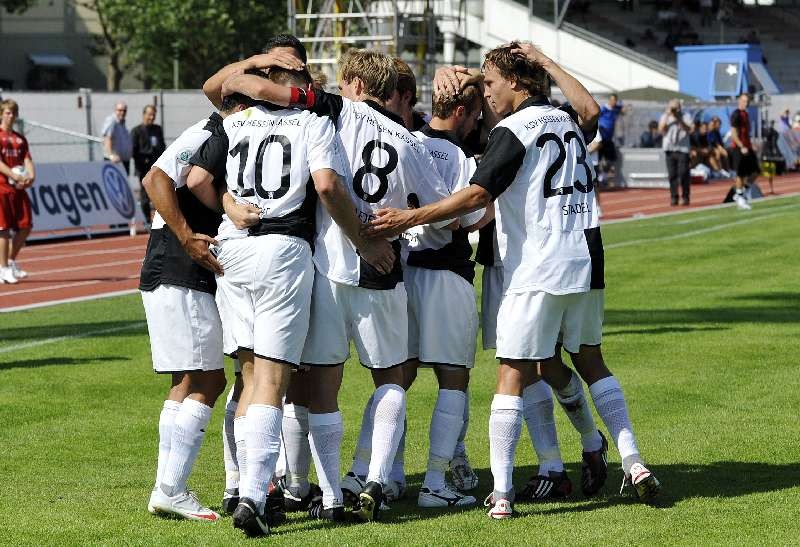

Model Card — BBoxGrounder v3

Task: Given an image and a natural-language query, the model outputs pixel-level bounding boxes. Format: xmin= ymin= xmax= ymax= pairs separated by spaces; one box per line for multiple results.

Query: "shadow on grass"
xmin=0 ymin=320 xmax=145 ymax=343
xmin=0 ymin=355 xmax=131 ymax=370
xmin=605 ymin=303 xmax=798 ymax=326
xmin=605 ymin=326 xmax=724 ymax=337
xmin=386 ymin=460 xmax=800 ymax=517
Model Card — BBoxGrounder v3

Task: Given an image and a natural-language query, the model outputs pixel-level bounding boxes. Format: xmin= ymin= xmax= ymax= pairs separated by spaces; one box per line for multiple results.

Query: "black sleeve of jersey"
xmin=469 ymin=126 xmax=526 ymax=200
xmin=189 ymin=132 xmax=228 ymax=180
xmin=560 ymin=103 xmax=598 ymax=143
xmin=730 ymin=109 xmax=742 ymax=128
xmin=311 ymin=91 xmax=345 ymax=122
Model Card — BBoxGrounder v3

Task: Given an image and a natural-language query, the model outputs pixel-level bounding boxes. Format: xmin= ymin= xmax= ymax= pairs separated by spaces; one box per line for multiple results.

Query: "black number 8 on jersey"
xmin=353 ymin=140 xmax=398 ymax=203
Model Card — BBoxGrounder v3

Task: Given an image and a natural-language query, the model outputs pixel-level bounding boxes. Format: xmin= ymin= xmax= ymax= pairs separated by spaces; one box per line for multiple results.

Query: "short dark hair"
xmin=263 ymin=34 xmax=307 ymax=63
xmin=143 ymin=104 xmax=156 ymax=114
xmin=432 ymin=84 xmax=482 ymax=119
xmin=220 ymin=68 xmax=269 ymax=112
xmin=483 ymin=42 xmax=549 ymax=97
xmin=393 ymin=58 xmax=417 ymax=107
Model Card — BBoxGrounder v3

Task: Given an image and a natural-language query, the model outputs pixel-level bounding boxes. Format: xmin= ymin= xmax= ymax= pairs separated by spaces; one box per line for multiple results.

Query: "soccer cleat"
xmin=484 ymin=493 xmax=513 ymax=519
xmin=0 ymin=267 xmax=18 ymax=284
xmin=308 ymin=496 xmax=347 ymax=522
xmin=450 ymin=455 xmax=479 ymax=491
xmin=383 ymin=480 xmax=406 ymax=503
xmin=621 ymin=462 xmax=662 ymax=503
xmin=222 ymin=487 xmax=239 ymax=515
xmin=341 ymin=471 xmax=366 ymax=507
xmin=147 ymin=487 xmax=164 ymax=514
xmin=233 ymin=497 xmax=271 ymax=537
xmin=284 ymin=483 xmax=322 ymax=512
xmin=150 ymin=489 xmax=220 ymax=522
xmin=418 ymin=484 xmax=477 ymax=508
xmin=9 ymin=261 xmax=27 ymax=279
xmin=517 ymin=471 xmax=572 ymax=501
xmin=581 ymin=430 xmax=609 ymax=497
xmin=353 ymin=481 xmax=384 ymax=522
xmin=734 ymin=193 xmax=752 ymax=210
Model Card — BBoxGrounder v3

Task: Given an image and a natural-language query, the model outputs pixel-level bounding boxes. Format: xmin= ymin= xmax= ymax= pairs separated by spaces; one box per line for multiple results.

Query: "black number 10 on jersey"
xmin=229 ymin=135 xmax=292 ymax=199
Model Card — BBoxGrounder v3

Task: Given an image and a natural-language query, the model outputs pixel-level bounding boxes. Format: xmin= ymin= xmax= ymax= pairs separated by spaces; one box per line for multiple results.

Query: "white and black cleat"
xmin=341 ymin=471 xmax=366 ymax=508
xmin=222 ymin=487 xmax=239 ymax=515
xmin=233 ymin=497 xmax=270 ymax=537
xmin=418 ymin=484 xmax=477 ymax=508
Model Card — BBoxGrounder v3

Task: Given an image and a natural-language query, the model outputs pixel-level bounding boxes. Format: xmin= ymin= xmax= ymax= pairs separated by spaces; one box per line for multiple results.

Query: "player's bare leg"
xmin=569 ymin=345 xmax=661 ymax=502
xmin=0 ymin=231 xmax=15 ymax=284
xmin=418 ymin=365 xmax=476 ymax=508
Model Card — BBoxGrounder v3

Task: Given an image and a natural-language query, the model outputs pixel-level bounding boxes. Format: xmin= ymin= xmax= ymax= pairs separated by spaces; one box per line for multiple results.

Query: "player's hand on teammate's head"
xmin=224 ymin=199 xmax=262 ymax=230
xmin=184 ymin=233 xmax=223 ymax=276
xmin=358 ymin=237 xmax=396 ymax=275
xmin=362 ymin=208 xmax=415 ymax=239
xmin=434 ymin=65 xmax=471 ymax=97
xmin=250 ymin=51 xmax=305 ymax=72
xmin=511 ymin=41 xmax=551 ymax=67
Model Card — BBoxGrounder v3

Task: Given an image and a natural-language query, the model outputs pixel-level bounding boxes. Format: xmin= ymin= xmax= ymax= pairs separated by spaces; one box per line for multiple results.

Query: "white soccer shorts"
xmin=301 ymin=271 xmax=408 ymax=369
xmin=496 ymin=289 xmax=604 ymax=361
xmin=214 ymin=235 xmax=313 ymax=365
xmin=141 ymin=284 xmax=224 ymax=373
xmin=405 ymin=265 xmax=477 ymax=368
xmin=480 ymin=264 xmax=504 ymax=351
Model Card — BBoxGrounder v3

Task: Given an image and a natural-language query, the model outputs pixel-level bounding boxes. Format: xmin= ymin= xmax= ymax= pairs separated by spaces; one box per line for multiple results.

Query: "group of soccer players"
xmin=138 ymin=34 xmax=662 ymax=537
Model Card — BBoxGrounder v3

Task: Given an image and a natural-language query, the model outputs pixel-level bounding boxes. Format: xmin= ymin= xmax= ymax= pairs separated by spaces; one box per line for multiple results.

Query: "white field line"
xmin=606 ymin=210 xmax=791 ymax=250
xmin=25 ymin=259 xmax=142 ymax=277
xmin=0 ymin=275 xmax=138 ymax=296
xmin=0 ymin=321 xmax=146 ymax=355
xmin=0 ymin=289 xmax=141 ymax=313
xmin=19 ymin=246 xmax=143 ymax=263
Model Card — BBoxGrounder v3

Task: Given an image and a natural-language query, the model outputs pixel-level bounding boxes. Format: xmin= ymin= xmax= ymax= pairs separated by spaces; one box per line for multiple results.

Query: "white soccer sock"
xmin=454 ymin=389 xmax=470 ymax=458
xmin=554 ymin=371 xmax=603 ymax=452
xmin=155 ymin=400 xmax=181 ymax=488
xmin=350 ymin=394 xmax=375 ymax=478
xmin=283 ymin=403 xmax=311 ymax=497
xmin=160 ymin=398 xmax=212 ymax=497
xmin=522 ymin=381 xmax=564 ymax=475
xmin=366 ymin=384 xmax=406 ymax=486
xmin=274 ymin=433 xmax=287 ymax=480
xmin=240 ymin=404 xmax=283 ymax=512
xmin=389 ymin=419 xmax=406 ymax=484
xmin=423 ymin=389 xmax=466 ymax=491
xmin=222 ymin=387 xmax=239 ymax=491
xmin=309 ymin=411 xmax=344 ymax=508
xmin=589 ymin=376 xmax=640 ymax=474
xmin=489 ymin=394 xmax=523 ymax=498
xmin=234 ymin=415 xmax=249 ymax=489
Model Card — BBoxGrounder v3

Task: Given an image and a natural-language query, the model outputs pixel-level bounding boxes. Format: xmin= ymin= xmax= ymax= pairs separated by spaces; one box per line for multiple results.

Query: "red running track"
xmin=2 ymin=173 xmax=800 ymax=312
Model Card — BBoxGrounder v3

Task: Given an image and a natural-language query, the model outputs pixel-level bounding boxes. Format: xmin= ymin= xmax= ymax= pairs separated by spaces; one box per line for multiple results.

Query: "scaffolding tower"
xmin=288 ymin=0 xmax=468 ymax=102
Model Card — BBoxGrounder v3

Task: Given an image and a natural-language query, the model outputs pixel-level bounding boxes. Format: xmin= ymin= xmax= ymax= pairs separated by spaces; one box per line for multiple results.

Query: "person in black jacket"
xmin=131 ymin=104 xmax=166 ymax=225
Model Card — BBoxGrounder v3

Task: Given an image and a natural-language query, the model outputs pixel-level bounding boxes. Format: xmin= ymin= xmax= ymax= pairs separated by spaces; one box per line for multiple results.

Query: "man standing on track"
xmin=730 ymin=93 xmax=758 ymax=210
xmin=0 ymin=99 xmax=35 ymax=284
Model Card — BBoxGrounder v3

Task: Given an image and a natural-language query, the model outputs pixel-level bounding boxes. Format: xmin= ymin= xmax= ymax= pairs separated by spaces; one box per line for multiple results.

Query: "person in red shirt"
xmin=0 ymin=99 xmax=35 ymax=284
xmin=730 ymin=93 xmax=758 ymax=210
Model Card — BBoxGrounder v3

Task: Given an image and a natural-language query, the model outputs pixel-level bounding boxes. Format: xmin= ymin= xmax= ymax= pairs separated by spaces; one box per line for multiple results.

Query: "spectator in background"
xmin=659 ymin=98 xmax=693 ymax=206
xmin=130 ymin=104 xmax=166 ymax=225
xmin=0 ymin=99 xmax=35 ymax=284
xmin=707 ymin=116 xmax=731 ymax=174
xmin=597 ymin=93 xmax=625 ymax=184
xmin=640 ymin=120 xmax=663 ymax=148
xmin=779 ymin=109 xmax=791 ymax=131
xmin=102 ymin=101 xmax=133 ymax=175
xmin=730 ymin=92 xmax=758 ymax=210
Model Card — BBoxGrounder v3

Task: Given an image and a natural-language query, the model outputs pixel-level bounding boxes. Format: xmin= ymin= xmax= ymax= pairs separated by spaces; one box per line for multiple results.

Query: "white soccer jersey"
xmin=222 ymin=105 xmax=345 ymax=219
xmin=471 ymin=97 xmax=603 ymax=295
xmin=150 ymin=114 xmax=219 ymax=229
xmin=307 ymin=93 xmax=452 ymax=288
xmin=404 ymin=126 xmax=484 ymax=279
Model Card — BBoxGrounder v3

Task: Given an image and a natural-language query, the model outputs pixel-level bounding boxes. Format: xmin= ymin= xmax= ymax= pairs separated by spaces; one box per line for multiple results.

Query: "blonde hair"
xmin=339 ymin=49 xmax=397 ymax=102
xmin=1 ymin=99 xmax=19 ymax=117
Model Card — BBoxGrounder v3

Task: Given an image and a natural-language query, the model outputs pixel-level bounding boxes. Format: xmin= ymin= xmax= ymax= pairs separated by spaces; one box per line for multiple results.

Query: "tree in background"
xmin=73 ymin=0 xmax=285 ymax=91
xmin=0 ymin=0 xmax=35 ymax=13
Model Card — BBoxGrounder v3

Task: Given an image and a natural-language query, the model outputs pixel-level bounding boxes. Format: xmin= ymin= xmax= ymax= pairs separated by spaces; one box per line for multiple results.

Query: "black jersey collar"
xmin=363 ymin=99 xmax=405 ymax=126
xmin=204 ymin=112 xmax=224 ymax=131
xmin=514 ymin=95 xmax=551 ymax=113
xmin=419 ymin=124 xmax=465 ymax=149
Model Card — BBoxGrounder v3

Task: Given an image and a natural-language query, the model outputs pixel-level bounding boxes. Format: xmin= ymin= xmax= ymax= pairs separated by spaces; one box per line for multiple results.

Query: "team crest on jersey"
xmin=177 ymin=149 xmax=192 ymax=164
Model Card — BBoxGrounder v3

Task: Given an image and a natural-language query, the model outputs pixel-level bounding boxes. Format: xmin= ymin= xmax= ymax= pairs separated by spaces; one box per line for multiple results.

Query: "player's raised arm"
xmin=512 ymin=42 xmax=600 ymax=131
xmin=203 ymin=51 xmax=306 ymax=108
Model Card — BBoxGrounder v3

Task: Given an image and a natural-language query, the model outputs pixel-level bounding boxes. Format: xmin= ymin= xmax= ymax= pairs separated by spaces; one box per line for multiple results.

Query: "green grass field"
xmin=2 ymin=196 xmax=799 ymax=546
